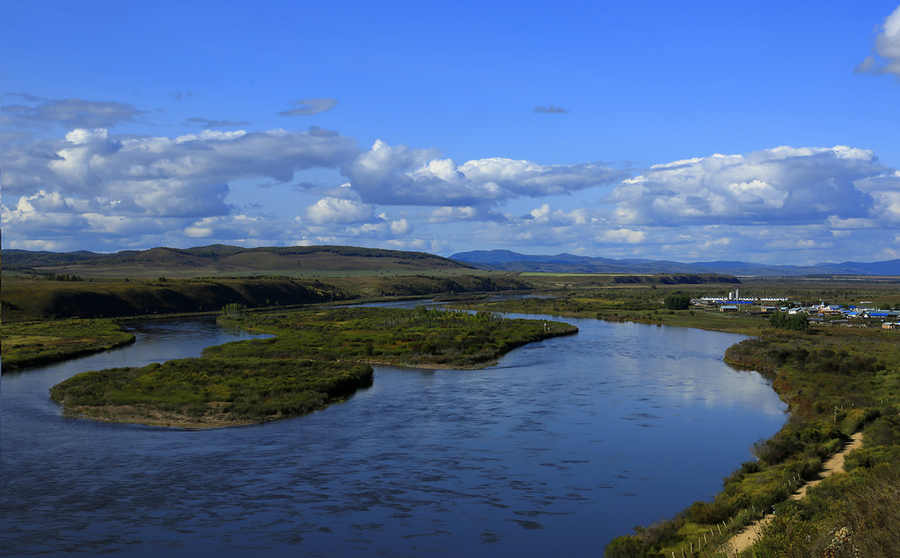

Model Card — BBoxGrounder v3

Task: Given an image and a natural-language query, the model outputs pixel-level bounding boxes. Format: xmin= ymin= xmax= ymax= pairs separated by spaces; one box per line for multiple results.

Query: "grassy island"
xmin=2 ymin=319 xmax=136 ymax=371
xmin=48 ymin=306 xmax=577 ymax=428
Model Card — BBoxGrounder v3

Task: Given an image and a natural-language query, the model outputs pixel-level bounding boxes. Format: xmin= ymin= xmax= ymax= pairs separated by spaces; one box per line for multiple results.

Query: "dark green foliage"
xmin=46 ymin=273 xmax=84 ymax=282
xmin=48 ymin=306 xmax=576 ymax=425
xmin=49 ymin=358 xmax=374 ymax=422
xmin=633 ymin=517 xmax=682 ymax=548
xmin=604 ymin=534 xmax=649 ymax=558
xmin=2 ymin=319 xmax=136 ymax=370
xmin=1 ymin=278 xmax=350 ymax=321
xmin=769 ymin=310 xmax=811 ymax=332
xmin=210 ymin=306 xmax=577 ymax=368
xmin=663 ymin=293 xmax=691 ymax=310
xmin=725 ymin=335 xmax=888 ymax=383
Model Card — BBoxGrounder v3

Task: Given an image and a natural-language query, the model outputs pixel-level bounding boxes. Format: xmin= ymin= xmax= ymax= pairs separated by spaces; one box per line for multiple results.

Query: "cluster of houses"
xmin=695 ymin=288 xmax=900 ymax=330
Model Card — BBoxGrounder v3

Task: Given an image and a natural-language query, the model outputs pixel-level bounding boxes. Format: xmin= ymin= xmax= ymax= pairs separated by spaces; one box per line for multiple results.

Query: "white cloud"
xmin=344 ymin=140 xmax=629 ymax=206
xmin=305 ymin=197 xmax=373 ymax=224
xmin=1 ymin=125 xmax=361 ymax=249
xmin=428 ymin=206 xmax=478 ymax=223
xmin=856 ymin=6 xmax=900 ymax=77
xmin=608 ymin=146 xmax=890 ymax=226
xmin=595 ymin=228 xmax=647 ymax=244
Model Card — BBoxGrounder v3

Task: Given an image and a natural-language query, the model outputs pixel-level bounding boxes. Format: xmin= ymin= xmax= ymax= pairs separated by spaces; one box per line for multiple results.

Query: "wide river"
xmin=1 ymin=311 xmax=786 ymax=557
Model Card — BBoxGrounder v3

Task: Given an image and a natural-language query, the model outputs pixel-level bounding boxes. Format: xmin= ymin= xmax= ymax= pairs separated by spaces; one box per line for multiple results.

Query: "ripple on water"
xmin=1 ymin=315 xmax=787 ymax=557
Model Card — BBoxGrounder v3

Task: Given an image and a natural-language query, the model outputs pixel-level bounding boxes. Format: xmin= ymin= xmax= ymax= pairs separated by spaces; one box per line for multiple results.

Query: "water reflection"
xmin=1 ymin=314 xmax=785 ymax=557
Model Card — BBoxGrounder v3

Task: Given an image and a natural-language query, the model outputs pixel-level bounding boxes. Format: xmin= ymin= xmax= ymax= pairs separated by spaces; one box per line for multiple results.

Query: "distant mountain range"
xmin=449 ymin=250 xmax=900 ymax=277
xmin=5 ymin=245 xmax=899 ymax=278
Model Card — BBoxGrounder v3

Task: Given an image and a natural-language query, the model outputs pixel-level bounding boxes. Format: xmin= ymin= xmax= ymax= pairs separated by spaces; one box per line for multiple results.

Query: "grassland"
xmin=48 ymin=306 xmax=577 ymax=427
xmin=2 ymin=319 xmax=136 ymax=370
xmin=0 ymin=273 xmax=529 ymax=323
xmin=3 ymin=245 xmax=476 ymax=279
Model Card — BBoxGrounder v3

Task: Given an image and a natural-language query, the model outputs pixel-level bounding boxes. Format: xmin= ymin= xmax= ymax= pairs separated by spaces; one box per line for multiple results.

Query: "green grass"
xmin=1 ymin=319 xmax=136 ymax=370
xmin=48 ymin=306 xmax=577 ymax=427
xmin=0 ymin=274 xmax=530 ymax=322
xmin=50 ymin=358 xmax=373 ymax=427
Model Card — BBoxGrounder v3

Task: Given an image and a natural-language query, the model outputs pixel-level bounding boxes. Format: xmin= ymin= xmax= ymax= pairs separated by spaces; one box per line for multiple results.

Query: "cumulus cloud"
xmin=2 ymin=126 xmax=360 ymax=202
xmin=533 ymin=105 xmax=568 ymax=113
xmin=344 ymin=140 xmax=629 ymax=206
xmin=1 ymin=125 xmax=362 ymax=249
xmin=3 ymin=95 xmax=148 ymax=129
xmin=428 ymin=206 xmax=478 ymax=223
xmin=278 ymin=98 xmax=339 ymax=116
xmin=608 ymin=146 xmax=890 ymax=226
xmin=305 ymin=197 xmax=374 ymax=224
xmin=856 ymin=6 xmax=900 ymax=77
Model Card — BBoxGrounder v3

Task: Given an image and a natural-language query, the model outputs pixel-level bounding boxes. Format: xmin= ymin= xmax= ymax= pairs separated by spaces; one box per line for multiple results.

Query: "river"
xmin=0 ymin=313 xmax=786 ymax=557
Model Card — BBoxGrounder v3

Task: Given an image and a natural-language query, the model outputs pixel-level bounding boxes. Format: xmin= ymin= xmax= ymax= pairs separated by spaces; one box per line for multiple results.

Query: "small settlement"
xmin=696 ymin=288 xmax=900 ymax=329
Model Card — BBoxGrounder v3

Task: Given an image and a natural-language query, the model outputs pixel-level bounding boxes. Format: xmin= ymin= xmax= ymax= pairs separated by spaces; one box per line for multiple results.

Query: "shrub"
xmin=604 ymin=534 xmax=649 ymax=558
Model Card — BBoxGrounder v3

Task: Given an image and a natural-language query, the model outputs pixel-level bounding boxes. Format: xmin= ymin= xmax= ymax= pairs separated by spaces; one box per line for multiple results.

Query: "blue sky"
xmin=2 ymin=1 xmax=899 ymax=264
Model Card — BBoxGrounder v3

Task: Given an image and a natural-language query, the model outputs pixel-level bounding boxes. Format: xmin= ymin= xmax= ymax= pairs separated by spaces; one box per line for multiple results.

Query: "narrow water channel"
xmin=0 ymin=314 xmax=786 ymax=557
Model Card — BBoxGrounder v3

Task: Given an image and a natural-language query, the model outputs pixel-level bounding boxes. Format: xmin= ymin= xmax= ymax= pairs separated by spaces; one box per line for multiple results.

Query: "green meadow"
xmin=2 ymin=319 xmax=136 ymax=370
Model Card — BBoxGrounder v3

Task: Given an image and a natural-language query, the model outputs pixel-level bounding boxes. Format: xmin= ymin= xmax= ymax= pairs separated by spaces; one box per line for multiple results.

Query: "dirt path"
xmin=723 ymin=431 xmax=864 ymax=556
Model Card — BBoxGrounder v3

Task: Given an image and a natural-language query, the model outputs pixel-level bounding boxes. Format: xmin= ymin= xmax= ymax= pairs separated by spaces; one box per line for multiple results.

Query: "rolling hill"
xmin=4 ymin=245 xmax=476 ymax=279
xmin=450 ymin=250 xmax=900 ymax=277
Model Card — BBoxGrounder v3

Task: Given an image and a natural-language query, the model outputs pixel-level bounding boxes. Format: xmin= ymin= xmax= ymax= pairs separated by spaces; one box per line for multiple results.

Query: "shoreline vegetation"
xmin=3 ymin=266 xmax=899 ymax=556
xmin=46 ymin=306 xmax=577 ymax=428
xmin=449 ymin=293 xmax=899 ymax=557
xmin=2 ymin=319 xmax=137 ymax=371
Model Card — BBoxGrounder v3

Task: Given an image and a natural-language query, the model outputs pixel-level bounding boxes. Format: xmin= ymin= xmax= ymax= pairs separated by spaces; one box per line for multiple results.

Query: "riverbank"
xmin=2 ymin=319 xmax=137 ymax=371
xmin=723 ymin=431 xmax=864 ymax=556
xmin=48 ymin=306 xmax=577 ymax=428
xmin=450 ymin=294 xmax=899 ymax=557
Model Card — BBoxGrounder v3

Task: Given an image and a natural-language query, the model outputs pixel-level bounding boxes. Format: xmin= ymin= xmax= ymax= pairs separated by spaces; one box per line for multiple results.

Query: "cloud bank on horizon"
xmin=2 ymin=3 xmax=900 ymax=265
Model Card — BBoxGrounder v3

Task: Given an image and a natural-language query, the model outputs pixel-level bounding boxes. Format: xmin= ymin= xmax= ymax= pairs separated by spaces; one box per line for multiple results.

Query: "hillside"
xmin=451 ymin=250 xmax=900 ymax=277
xmin=4 ymin=245 xmax=476 ymax=279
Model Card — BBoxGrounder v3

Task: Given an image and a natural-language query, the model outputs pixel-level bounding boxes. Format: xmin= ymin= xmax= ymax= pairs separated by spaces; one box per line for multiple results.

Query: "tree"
xmin=770 ymin=311 xmax=811 ymax=332
xmin=664 ymin=293 xmax=691 ymax=310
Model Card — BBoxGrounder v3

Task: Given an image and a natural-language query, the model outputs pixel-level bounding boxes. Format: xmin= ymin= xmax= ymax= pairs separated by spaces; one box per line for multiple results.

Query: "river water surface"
xmin=1 ymin=313 xmax=786 ymax=557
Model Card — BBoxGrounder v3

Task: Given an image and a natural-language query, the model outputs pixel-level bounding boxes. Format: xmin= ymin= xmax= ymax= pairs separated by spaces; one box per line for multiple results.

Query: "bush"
xmin=604 ymin=534 xmax=649 ymax=558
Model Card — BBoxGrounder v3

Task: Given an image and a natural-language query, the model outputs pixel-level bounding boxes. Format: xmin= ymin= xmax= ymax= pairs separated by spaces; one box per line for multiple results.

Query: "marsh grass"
xmin=1 ymin=319 xmax=136 ymax=370
xmin=48 ymin=306 xmax=576 ymax=426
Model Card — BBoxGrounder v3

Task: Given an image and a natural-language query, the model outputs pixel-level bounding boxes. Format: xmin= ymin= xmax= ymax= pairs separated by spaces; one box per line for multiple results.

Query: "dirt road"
xmin=723 ymin=431 xmax=864 ymax=555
